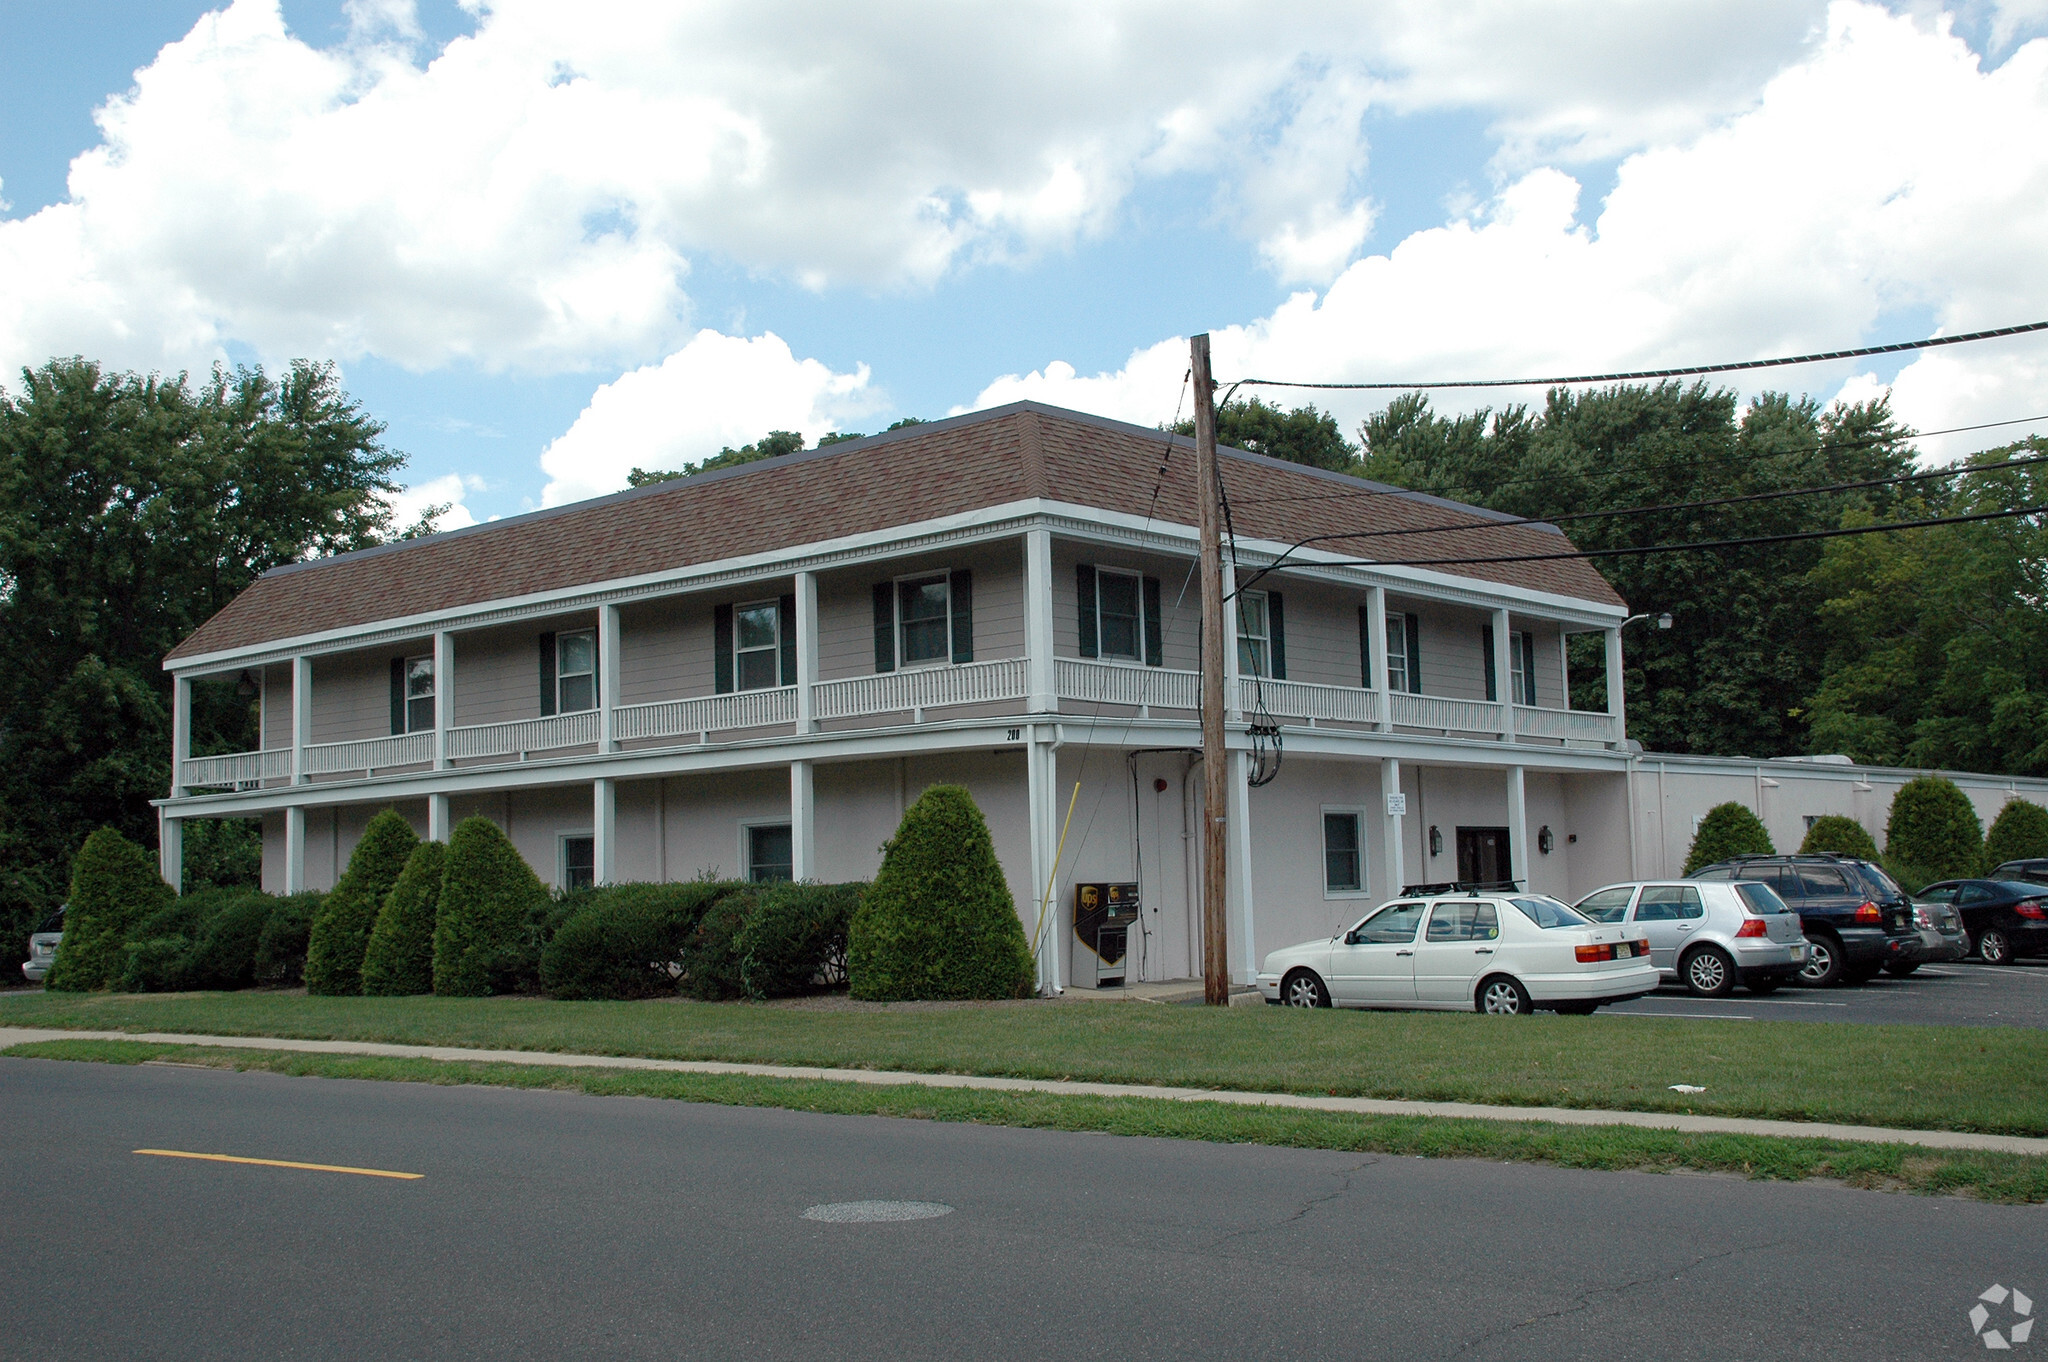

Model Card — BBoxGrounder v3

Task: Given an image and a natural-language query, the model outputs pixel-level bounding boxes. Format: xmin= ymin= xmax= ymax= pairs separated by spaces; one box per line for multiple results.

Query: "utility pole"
xmin=1192 ymin=333 xmax=1230 ymax=1006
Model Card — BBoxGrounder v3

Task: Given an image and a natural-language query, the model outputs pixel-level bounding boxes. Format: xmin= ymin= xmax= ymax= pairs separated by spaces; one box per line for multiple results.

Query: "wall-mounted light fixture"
xmin=1428 ymin=825 xmax=1442 ymax=858
xmin=1537 ymin=825 xmax=1554 ymax=855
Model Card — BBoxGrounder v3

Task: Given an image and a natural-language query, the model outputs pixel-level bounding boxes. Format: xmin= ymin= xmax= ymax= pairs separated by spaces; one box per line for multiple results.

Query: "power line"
xmin=1225 ymin=319 xmax=2048 ymax=392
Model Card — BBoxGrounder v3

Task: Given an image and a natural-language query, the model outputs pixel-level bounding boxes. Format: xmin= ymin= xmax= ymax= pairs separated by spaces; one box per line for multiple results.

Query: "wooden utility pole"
xmin=1192 ymin=334 xmax=1230 ymax=1006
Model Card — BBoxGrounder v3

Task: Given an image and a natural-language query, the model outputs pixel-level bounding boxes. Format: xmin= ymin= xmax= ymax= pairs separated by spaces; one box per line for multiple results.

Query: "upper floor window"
xmin=1484 ymin=626 xmax=1538 ymax=705
xmin=1076 ymin=564 xmax=1162 ymax=667
xmin=735 ymin=600 xmax=781 ymax=690
xmin=873 ymin=570 xmax=973 ymax=672
xmin=539 ymin=628 xmax=596 ymax=716
xmin=389 ymin=653 xmax=434 ymax=735
xmin=1384 ymin=612 xmax=1420 ymax=693
xmin=1237 ymin=590 xmax=1271 ymax=678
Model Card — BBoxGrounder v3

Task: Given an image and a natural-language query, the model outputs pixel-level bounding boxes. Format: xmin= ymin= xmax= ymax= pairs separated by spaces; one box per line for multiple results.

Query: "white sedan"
xmin=1257 ymin=891 xmax=1658 ymax=1015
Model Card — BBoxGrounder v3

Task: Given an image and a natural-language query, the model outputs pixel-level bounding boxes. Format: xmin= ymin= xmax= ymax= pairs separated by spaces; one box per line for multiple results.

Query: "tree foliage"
xmin=1681 ymin=802 xmax=1775 ymax=875
xmin=1798 ymin=814 xmax=1879 ymax=859
xmin=1172 ymin=397 xmax=1359 ymax=473
xmin=1885 ymin=776 xmax=1985 ymax=884
xmin=305 ymin=809 xmax=420 ymax=996
xmin=627 ymin=418 xmax=930 ymax=486
xmin=43 ymin=827 xmax=172 ymax=991
xmin=1984 ymin=800 xmax=2048 ymax=870
xmin=433 ymin=816 xmax=550 ymax=996
xmin=361 ymin=839 xmax=448 ymax=997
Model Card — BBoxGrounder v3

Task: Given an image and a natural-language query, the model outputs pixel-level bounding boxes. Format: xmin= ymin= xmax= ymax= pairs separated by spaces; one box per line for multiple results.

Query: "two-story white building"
xmin=158 ymin=401 xmax=1639 ymax=989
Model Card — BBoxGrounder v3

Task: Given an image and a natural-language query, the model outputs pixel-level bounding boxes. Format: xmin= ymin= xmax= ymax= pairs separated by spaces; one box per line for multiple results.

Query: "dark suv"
xmin=1691 ymin=854 xmax=1919 ymax=986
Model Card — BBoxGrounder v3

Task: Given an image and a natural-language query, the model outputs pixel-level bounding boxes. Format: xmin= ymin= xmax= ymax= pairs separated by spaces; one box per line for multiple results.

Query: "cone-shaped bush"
xmin=1886 ymin=776 xmax=1984 ymax=884
xmin=1798 ymin=815 xmax=1879 ymax=859
xmin=433 ymin=816 xmax=550 ymax=996
xmin=1984 ymin=800 xmax=2048 ymax=870
xmin=849 ymin=785 xmax=1034 ymax=1001
xmin=1681 ymin=802 xmax=1774 ymax=875
xmin=361 ymin=840 xmax=447 ymax=997
xmin=44 ymin=827 xmax=173 ymax=991
xmin=305 ymin=809 xmax=420 ymax=996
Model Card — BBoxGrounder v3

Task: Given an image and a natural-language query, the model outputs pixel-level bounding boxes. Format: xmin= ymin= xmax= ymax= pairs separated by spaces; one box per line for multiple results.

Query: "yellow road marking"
xmin=133 ymin=1149 xmax=422 ymax=1180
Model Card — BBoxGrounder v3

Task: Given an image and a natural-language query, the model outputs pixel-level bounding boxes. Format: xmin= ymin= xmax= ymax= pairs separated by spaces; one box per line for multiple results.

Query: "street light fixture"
xmin=1622 ymin=612 xmax=1672 ymax=630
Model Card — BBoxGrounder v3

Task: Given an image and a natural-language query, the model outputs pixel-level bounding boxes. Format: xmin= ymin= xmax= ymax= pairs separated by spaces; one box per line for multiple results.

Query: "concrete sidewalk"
xmin=5 ymin=1025 xmax=2044 ymax=1157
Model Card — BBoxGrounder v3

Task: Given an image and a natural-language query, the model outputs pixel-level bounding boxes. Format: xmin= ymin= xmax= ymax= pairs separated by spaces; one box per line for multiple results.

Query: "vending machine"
xmin=1073 ymin=882 xmax=1142 ymax=988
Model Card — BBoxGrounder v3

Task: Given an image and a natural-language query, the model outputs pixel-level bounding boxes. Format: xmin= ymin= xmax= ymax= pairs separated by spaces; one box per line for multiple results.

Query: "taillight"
xmin=1735 ymin=919 xmax=1768 ymax=938
xmin=1854 ymin=901 xmax=1881 ymax=923
xmin=1576 ymin=943 xmax=1616 ymax=963
xmin=2019 ymin=900 xmax=2047 ymax=921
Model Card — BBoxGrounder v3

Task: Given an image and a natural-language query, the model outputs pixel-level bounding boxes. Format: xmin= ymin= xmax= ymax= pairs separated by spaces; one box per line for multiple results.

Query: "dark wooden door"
xmin=1457 ymin=827 xmax=1511 ymax=885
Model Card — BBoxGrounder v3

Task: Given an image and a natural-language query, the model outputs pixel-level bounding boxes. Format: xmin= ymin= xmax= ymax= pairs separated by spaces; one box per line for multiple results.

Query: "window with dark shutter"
xmin=389 ymin=658 xmax=405 ymax=735
xmin=1268 ymin=591 xmax=1286 ymax=680
xmin=779 ymin=595 xmax=798 ymax=684
xmin=1404 ymin=615 xmax=1421 ymax=693
xmin=1143 ymin=576 xmax=1163 ymax=667
xmin=1076 ymin=564 xmax=1097 ymax=659
xmin=538 ymin=633 xmax=557 ymax=716
xmin=1482 ymin=626 xmax=1497 ymax=702
xmin=1358 ymin=606 xmax=1373 ymax=688
xmin=872 ymin=583 xmax=895 ymax=673
xmin=949 ymin=570 xmax=973 ymax=663
xmin=713 ymin=605 xmax=734 ymax=694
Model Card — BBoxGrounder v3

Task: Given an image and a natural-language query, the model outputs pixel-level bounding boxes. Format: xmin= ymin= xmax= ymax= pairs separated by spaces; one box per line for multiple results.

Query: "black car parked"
xmin=1691 ymin=853 xmax=1919 ymax=985
xmin=1914 ymin=880 xmax=2048 ymax=964
xmin=1988 ymin=858 xmax=2048 ymax=887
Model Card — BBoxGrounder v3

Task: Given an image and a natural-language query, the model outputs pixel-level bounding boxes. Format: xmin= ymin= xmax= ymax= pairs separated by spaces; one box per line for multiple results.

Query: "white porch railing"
xmin=180 ymin=749 xmax=294 ymax=789
xmin=1240 ymin=677 xmax=1381 ymax=725
xmin=615 ymin=687 xmax=798 ymax=741
xmin=302 ymin=731 xmax=437 ymax=776
xmin=1056 ymin=659 xmax=1201 ymax=710
xmin=814 ymin=658 xmax=1028 ymax=721
xmin=1388 ymin=691 xmax=1507 ymax=736
xmin=447 ymin=710 xmax=599 ymax=761
xmin=1514 ymin=704 xmax=1620 ymax=745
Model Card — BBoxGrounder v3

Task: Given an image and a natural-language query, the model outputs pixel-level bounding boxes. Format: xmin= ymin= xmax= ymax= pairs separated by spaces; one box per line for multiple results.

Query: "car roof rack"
xmin=1399 ymin=879 xmax=1523 ymax=897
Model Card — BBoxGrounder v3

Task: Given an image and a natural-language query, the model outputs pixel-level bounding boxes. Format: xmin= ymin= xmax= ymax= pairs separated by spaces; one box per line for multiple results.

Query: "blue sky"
xmin=4 ymin=1 xmax=2047 ymax=526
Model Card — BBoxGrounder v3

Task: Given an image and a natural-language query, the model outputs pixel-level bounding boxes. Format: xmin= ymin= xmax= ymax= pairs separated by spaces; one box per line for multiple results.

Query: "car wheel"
xmin=1797 ymin=934 xmax=1843 ymax=987
xmin=1681 ymin=946 xmax=1736 ymax=998
xmin=1977 ymin=929 xmax=2014 ymax=966
xmin=1281 ymin=970 xmax=1330 ymax=1007
xmin=1477 ymin=976 xmax=1532 ymax=1015
xmin=1884 ymin=961 xmax=1921 ymax=978
xmin=1745 ymin=974 xmax=1783 ymax=995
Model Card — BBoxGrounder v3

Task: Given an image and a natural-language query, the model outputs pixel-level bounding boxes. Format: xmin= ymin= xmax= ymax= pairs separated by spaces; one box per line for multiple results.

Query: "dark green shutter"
xmin=714 ymin=605 xmax=734 ymax=694
xmin=1482 ymin=626 xmax=1497 ymax=702
xmin=949 ymin=570 xmax=973 ymax=663
xmin=872 ymin=583 xmax=895 ymax=673
xmin=1404 ymin=615 xmax=1422 ymax=693
xmin=1358 ymin=607 xmax=1373 ymax=687
xmin=1076 ymin=564 xmax=1097 ymax=658
xmin=389 ymin=658 xmax=405 ymax=735
xmin=778 ymin=595 xmax=797 ymax=685
xmin=1143 ymin=576 xmax=1163 ymax=667
xmin=538 ymin=633 xmax=557 ymax=716
xmin=1268 ymin=592 xmax=1286 ymax=680
xmin=1520 ymin=631 xmax=1536 ymax=705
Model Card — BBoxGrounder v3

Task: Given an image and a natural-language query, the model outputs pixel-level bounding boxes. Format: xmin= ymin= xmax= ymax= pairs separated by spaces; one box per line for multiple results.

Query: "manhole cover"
xmin=801 ymin=1200 xmax=954 ymax=1223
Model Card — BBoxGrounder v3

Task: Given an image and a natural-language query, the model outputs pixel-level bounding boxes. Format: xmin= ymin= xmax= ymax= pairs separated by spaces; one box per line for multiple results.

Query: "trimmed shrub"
xmin=361 ymin=840 xmax=447 ymax=997
xmin=1984 ymin=800 xmax=2048 ymax=870
xmin=1798 ymin=815 xmax=1879 ymax=859
xmin=738 ymin=882 xmax=861 ymax=999
xmin=305 ymin=809 xmax=420 ymax=996
xmin=433 ymin=817 xmax=551 ymax=996
xmin=849 ymin=785 xmax=1034 ymax=1001
xmin=44 ymin=827 xmax=173 ymax=992
xmin=540 ymin=881 xmax=733 ymax=1001
xmin=254 ymin=892 xmax=323 ymax=987
xmin=1885 ymin=776 xmax=1984 ymax=884
xmin=1680 ymin=802 xmax=1775 ymax=876
xmin=185 ymin=890 xmax=279 ymax=990
xmin=681 ymin=885 xmax=759 ymax=1001
xmin=119 ymin=937 xmax=194 ymax=992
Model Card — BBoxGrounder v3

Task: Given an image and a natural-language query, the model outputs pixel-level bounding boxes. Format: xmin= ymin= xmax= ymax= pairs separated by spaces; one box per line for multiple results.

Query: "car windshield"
xmin=1512 ymin=896 xmax=1591 ymax=929
xmin=1855 ymin=863 xmax=1906 ymax=898
xmin=1734 ymin=882 xmax=1792 ymax=914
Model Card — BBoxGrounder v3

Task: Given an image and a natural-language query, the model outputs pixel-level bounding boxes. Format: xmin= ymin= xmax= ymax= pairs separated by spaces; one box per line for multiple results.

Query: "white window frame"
xmin=893 ymin=571 xmax=953 ymax=670
xmin=555 ymin=628 xmax=597 ymax=714
xmin=1385 ymin=612 xmax=1412 ymax=692
xmin=1093 ymin=567 xmax=1145 ymax=663
xmin=558 ymin=830 xmax=595 ymax=891
xmin=740 ymin=818 xmax=795 ymax=883
xmin=1321 ymin=805 xmax=1370 ymax=898
xmin=1507 ymin=631 xmax=1536 ymax=707
xmin=733 ymin=598 xmax=782 ymax=692
xmin=403 ymin=653 xmax=435 ymax=734
xmin=1237 ymin=589 xmax=1271 ymax=679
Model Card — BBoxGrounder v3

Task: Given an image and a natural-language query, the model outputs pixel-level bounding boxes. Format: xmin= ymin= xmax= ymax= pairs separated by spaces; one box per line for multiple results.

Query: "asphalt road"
xmin=5 ymin=1058 xmax=2044 ymax=1360
xmin=1606 ymin=959 xmax=2048 ymax=1028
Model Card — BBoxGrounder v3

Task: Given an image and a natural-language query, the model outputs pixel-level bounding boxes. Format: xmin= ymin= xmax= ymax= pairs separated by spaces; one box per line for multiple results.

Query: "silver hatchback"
xmin=1574 ymin=880 xmax=1809 ymax=997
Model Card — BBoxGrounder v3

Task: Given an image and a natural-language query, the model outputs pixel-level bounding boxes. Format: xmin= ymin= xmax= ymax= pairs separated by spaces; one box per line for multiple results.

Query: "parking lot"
xmin=1607 ymin=959 xmax=2048 ymax=1028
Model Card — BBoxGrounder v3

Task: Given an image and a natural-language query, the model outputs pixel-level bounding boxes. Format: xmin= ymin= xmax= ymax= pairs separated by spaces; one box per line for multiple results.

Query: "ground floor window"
xmin=746 ymin=822 xmax=794 ymax=882
xmin=560 ymin=834 xmax=595 ymax=891
xmin=1322 ymin=808 xmax=1364 ymax=894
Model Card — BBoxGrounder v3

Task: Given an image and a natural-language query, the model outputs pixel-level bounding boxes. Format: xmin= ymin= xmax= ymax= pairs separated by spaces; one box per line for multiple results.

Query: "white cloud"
xmin=969 ymin=5 xmax=2048 ymax=459
xmin=536 ymin=329 xmax=874 ymax=505
xmin=384 ymin=472 xmax=481 ymax=534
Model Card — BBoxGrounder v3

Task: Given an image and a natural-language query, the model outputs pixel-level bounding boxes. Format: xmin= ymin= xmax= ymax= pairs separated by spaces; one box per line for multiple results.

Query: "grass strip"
xmin=12 ymin=1037 xmax=2048 ymax=1205
xmin=3 ymin=990 xmax=2044 ymax=1138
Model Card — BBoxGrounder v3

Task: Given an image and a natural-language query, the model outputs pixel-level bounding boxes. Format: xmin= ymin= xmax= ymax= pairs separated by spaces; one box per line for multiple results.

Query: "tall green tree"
xmin=1358 ymin=383 xmax=1915 ymax=758
xmin=1173 ymin=397 xmax=1359 ymax=473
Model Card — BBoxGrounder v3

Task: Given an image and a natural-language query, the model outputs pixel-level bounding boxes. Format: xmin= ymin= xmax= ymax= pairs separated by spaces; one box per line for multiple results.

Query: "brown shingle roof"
xmin=165 ymin=402 xmax=1623 ymax=663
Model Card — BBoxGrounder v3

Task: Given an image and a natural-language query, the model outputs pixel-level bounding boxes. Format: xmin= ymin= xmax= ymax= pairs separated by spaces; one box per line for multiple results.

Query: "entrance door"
xmin=1457 ymin=827 xmax=1511 ymax=885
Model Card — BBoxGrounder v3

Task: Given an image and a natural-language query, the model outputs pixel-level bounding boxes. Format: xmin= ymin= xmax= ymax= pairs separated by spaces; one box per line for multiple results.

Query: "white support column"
xmin=794 ymin=570 xmax=819 ymax=733
xmin=291 ymin=655 xmax=312 ymax=785
xmin=284 ymin=805 xmax=307 ymax=894
xmin=1027 ymin=729 xmax=1064 ymax=993
xmin=1604 ymin=625 xmax=1626 ymax=748
xmin=433 ymin=630 xmax=453 ymax=770
xmin=1229 ymin=749 xmax=1257 ymax=983
xmin=1381 ymin=756 xmax=1406 ymax=899
xmin=598 ymin=604 xmax=622 ymax=754
xmin=790 ymin=759 xmax=815 ymax=881
xmin=1024 ymin=529 xmax=1055 ymax=712
xmin=1223 ymin=556 xmax=1243 ymax=722
xmin=1366 ymin=585 xmax=1390 ymax=732
xmin=428 ymin=793 xmax=451 ymax=843
xmin=159 ymin=813 xmax=183 ymax=893
xmin=592 ymin=777 xmax=616 ymax=887
xmin=169 ymin=674 xmax=192 ymax=798
xmin=1506 ymin=765 xmax=1530 ymax=889
xmin=1492 ymin=607 xmax=1514 ymax=740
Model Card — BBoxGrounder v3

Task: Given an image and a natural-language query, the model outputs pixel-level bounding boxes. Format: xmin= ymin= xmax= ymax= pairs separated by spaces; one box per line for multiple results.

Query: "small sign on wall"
xmin=1386 ymin=793 xmax=1408 ymax=816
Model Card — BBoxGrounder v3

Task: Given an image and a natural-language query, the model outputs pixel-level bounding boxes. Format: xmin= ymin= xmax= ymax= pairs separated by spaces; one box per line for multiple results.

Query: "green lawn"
xmin=5 ymin=990 xmax=2043 ymax=1136
xmin=13 ymin=1036 xmax=2048 ymax=1204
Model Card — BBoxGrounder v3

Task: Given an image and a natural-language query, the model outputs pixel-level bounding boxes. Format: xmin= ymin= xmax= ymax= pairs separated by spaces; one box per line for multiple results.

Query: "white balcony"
xmin=303 ymin=731 xmax=437 ymax=777
xmin=447 ymin=710 xmax=599 ymax=762
xmin=1241 ymin=677 xmax=1382 ymax=726
xmin=813 ymin=658 xmax=1028 ymax=721
xmin=1514 ymin=704 xmax=1621 ymax=746
xmin=1056 ymin=658 xmax=1201 ymax=711
xmin=616 ymin=687 xmax=798 ymax=742
xmin=1388 ymin=691 xmax=1507 ymax=738
xmin=180 ymin=749 xmax=294 ymax=790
